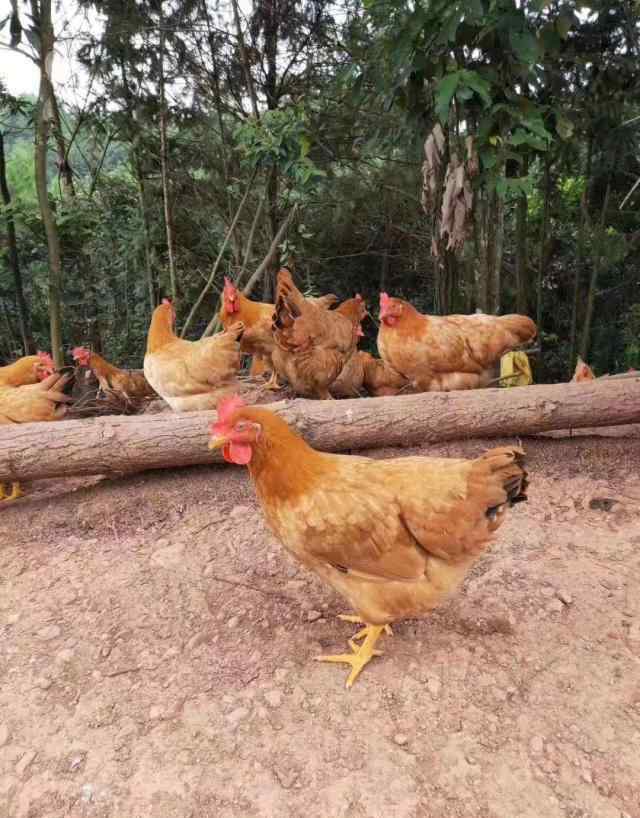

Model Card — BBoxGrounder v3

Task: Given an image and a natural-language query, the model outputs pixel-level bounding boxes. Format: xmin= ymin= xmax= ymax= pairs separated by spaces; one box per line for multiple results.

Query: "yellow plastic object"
xmin=500 ymin=351 xmax=533 ymax=388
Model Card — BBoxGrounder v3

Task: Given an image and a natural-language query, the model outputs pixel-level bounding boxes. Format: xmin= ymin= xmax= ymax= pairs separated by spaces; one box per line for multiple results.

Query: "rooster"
xmin=209 ymin=396 xmax=528 ymax=687
xmin=143 ymin=299 xmax=244 ymax=411
xmin=378 ymin=293 xmax=537 ymax=392
xmin=272 ymin=270 xmax=363 ymax=399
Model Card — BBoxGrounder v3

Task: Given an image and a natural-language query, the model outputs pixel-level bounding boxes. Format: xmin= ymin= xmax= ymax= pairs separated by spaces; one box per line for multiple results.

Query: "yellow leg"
xmin=0 ymin=481 xmax=23 ymax=502
xmin=337 ymin=614 xmax=393 ymax=640
xmin=316 ymin=623 xmax=388 ymax=688
xmin=263 ymin=370 xmax=282 ymax=391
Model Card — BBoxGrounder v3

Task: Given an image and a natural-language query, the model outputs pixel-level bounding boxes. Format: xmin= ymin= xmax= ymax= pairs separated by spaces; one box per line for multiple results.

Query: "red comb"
xmin=218 ymin=394 xmax=246 ymax=423
xmin=162 ymin=297 xmax=172 ymax=305
xmin=380 ymin=292 xmax=391 ymax=307
xmin=71 ymin=346 xmax=87 ymax=359
xmin=355 ymin=293 xmax=362 ymax=302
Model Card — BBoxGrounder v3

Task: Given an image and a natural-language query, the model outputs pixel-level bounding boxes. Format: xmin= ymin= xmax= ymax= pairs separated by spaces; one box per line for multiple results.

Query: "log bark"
xmin=1 ymin=378 xmax=639 ymax=482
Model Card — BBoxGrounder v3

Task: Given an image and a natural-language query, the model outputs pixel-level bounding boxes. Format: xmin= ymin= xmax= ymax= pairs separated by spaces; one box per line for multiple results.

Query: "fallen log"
xmin=1 ymin=377 xmax=639 ymax=482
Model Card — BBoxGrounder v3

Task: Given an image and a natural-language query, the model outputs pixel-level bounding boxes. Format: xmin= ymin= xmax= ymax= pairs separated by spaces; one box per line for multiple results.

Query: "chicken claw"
xmin=337 ymin=614 xmax=393 ymax=640
xmin=316 ymin=624 xmax=387 ymax=688
xmin=0 ymin=481 xmax=23 ymax=502
xmin=263 ymin=371 xmax=282 ymax=391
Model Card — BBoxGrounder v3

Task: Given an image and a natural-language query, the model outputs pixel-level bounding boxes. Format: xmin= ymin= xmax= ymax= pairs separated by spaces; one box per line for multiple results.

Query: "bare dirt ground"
xmin=1 ymin=434 xmax=640 ymax=818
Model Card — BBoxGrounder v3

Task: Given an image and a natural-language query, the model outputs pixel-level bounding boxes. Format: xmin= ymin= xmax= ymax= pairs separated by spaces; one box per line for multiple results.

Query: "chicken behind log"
xmin=220 ymin=278 xmax=280 ymax=388
xmin=0 ymin=370 xmax=73 ymax=501
xmin=271 ymin=270 xmax=361 ymax=399
xmin=378 ymin=294 xmax=537 ymax=392
xmin=360 ymin=352 xmax=410 ymax=397
xmin=572 ymin=357 xmax=595 ymax=382
xmin=209 ymin=396 xmax=528 ymax=687
xmin=72 ymin=347 xmax=156 ymax=401
xmin=0 ymin=352 xmax=54 ymax=387
xmin=143 ymin=299 xmax=244 ymax=411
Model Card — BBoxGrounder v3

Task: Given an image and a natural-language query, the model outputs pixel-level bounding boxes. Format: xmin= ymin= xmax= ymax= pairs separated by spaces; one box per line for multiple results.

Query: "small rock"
xmin=7 ymin=613 xmax=19 ymax=625
xmin=37 ymin=624 xmax=61 ymax=641
xmin=264 ymin=690 xmax=283 ymax=708
xmin=540 ymin=587 xmax=555 ymax=598
xmin=556 ymin=590 xmax=573 ymax=606
xmin=186 ymin=631 xmax=209 ymax=651
xmin=69 ymin=756 xmax=84 ymax=772
xmin=36 ymin=677 xmax=52 ymax=690
xmin=151 ymin=542 xmax=185 ymax=568
xmin=393 ymin=733 xmax=409 ymax=746
xmin=548 ymin=599 xmax=564 ymax=614
xmin=629 ymin=623 xmax=640 ymax=642
xmin=230 ymin=505 xmax=251 ymax=518
xmin=530 ymin=736 xmax=544 ymax=756
xmin=0 ymin=724 xmax=10 ymax=747
xmin=426 ymin=677 xmax=441 ymax=699
xmin=274 ymin=668 xmax=288 ymax=683
xmin=56 ymin=648 xmax=74 ymax=664
xmin=306 ymin=610 xmax=322 ymax=622
xmin=16 ymin=750 xmax=37 ymax=776
xmin=227 ymin=616 xmax=240 ymax=628
xmin=226 ymin=707 xmax=249 ymax=728
xmin=149 ymin=706 xmax=163 ymax=720
xmin=81 ymin=783 xmax=94 ymax=803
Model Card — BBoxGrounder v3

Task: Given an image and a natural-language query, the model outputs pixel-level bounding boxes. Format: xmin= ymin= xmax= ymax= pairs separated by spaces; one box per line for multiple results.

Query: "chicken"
xmin=208 ymin=396 xmax=528 ymax=687
xmin=219 ymin=277 xmax=281 ymax=388
xmin=360 ymin=352 xmax=410 ymax=397
xmin=0 ymin=352 xmax=54 ymax=387
xmin=572 ymin=357 xmax=595 ymax=382
xmin=378 ymin=293 xmax=537 ymax=392
xmin=0 ymin=370 xmax=73 ymax=501
xmin=272 ymin=270 xmax=362 ymax=399
xmin=72 ymin=347 xmax=156 ymax=401
xmin=329 ymin=295 xmax=369 ymax=398
xmin=143 ymin=298 xmax=244 ymax=411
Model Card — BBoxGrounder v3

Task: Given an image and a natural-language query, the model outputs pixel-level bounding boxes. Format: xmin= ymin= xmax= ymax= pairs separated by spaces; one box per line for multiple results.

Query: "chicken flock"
xmin=3 ymin=268 xmax=615 ymax=687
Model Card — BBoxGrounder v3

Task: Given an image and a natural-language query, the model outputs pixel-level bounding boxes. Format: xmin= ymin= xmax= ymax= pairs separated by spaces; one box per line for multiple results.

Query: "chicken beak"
xmin=208 ymin=435 xmax=227 ymax=451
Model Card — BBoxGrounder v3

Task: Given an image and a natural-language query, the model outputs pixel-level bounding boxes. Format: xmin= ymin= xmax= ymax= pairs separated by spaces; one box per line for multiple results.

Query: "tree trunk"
xmin=514 ymin=154 xmax=529 ymax=315
xmin=568 ymin=136 xmax=593 ymax=374
xmin=33 ymin=0 xmax=64 ymax=368
xmin=158 ymin=16 xmax=177 ymax=300
xmin=0 ymin=131 xmax=35 ymax=355
xmin=579 ymin=174 xmax=612 ymax=361
xmin=2 ymin=378 xmax=639 ymax=482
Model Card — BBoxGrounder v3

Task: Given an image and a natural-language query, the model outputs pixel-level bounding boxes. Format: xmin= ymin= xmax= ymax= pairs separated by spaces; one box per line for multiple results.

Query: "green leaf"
xmin=509 ymin=30 xmax=540 ymax=65
xmin=435 ymin=72 xmax=460 ymax=122
xmin=462 ymin=70 xmax=492 ymax=107
xmin=555 ymin=114 xmax=574 ymax=141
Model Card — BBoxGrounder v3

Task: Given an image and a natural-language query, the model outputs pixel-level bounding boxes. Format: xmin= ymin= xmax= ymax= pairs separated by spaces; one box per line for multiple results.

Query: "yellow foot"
xmin=337 ymin=614 xmax=393 ymax=641
xmin=263 ymin=373 xmax=283 ymax=391
xmin=316 ymin=623 xmax=387 ymax=688
xmin=0 ymin=481 xmax=23 ymax=502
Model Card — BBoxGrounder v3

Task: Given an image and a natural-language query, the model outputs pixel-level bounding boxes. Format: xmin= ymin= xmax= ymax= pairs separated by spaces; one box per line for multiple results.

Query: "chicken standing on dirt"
xmin=144 ymin=299 xmax=244 ymax=411
xmin=219 ymin=277 xmax=281 ymax=388
xmin=272 ymin=269 xmax=363 ymax=399
xmin=572 ymin=357 xmax=595 ymax=382
xmin=72 ymin=347 xmax=156 ymax=401
xmin=208 ymin=396 xmax=528 ymax=687
xmin=378 ymin=293 xmax=537 ymax=392
xmin=0 ymin=370 xmax=72 ymax=501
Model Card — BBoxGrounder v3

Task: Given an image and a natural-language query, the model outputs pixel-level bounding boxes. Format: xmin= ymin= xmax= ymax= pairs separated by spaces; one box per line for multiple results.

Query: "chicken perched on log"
xmin=143 ymin=299 xmax=244 ymax=411
xmin=272 ymin=269 xmax=363 ymax=399
xmin=378 ymin=293 xmax=537 ymax=392
xmin=72 ymin=347 xmax=156 ymax=402
xmin=0 ymin=352 xmax=54 ymax=387
xmin=209 ymin=396 xmax=528 ymax=687
xmin=0 ymin=370 xmax=72 ymax=501
xmin=219 ymin=278 xmax=280 ymax=387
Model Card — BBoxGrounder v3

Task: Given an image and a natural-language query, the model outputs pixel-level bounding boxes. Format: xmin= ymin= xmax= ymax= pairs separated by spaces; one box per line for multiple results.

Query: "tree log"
xmin=1 ymin=378 xmax=639 ymax=482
